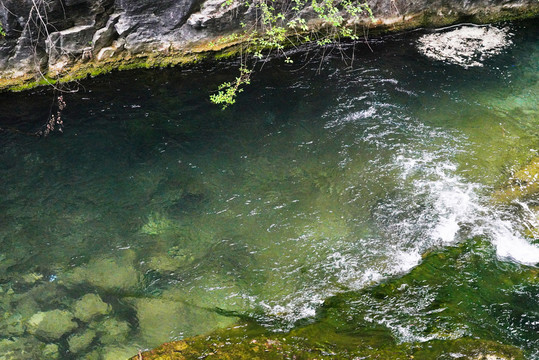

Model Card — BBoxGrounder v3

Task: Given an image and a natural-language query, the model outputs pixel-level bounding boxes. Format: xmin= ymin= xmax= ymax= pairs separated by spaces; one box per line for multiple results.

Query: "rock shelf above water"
xmin=0 ymin=0 xmax=538 ymax=91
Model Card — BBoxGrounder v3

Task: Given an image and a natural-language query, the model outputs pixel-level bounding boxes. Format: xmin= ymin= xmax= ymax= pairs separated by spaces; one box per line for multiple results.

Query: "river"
xmin=0 ymin=19 xmax=537 ymax=360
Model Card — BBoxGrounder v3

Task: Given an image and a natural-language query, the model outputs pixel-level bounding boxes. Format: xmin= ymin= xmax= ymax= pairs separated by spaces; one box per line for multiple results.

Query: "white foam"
xmin=417 ymin=25 xmax=512 ymax=68
xmin=481 ymin=218 xmax=539 ymax=266
xmin=255 ymin=123 xmax=538 ymax=329
xmin=395 ymin=149 xmax=539 ymax=266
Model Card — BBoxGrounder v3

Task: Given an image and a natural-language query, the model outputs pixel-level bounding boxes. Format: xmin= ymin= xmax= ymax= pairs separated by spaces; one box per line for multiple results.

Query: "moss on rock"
xmin=133 ymin=239 xmax=534 ymax=360
xmin=61 ymin=251 xmax=140 ymax=293
xmin=72 ymin=293 xmax=111 ymax=322
xmin=493 ymin=157 xmax=539 ymax=203
xmin=42 ymin=343 xmax=60 ymax=359
xmin=130 ymin=297 xmax=237 ymax=348
xmin=132 ymin=329 xmax=524 ymax=360
xmin=90 ymin=317 xmax=131 ymax=345
xmin=68 ymin=329 xmax=97 ymax=354
xmin=26 ymin=309 xmax=78 ymax=341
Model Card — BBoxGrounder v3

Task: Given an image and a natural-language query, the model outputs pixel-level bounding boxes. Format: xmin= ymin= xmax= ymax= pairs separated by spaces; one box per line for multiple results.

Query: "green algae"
xmin=494 ymin=157 xmax=539 ymax=203
xmin=141 ymin=212 xmax=177 ymax=236
xmin=26 ymin=309 xmax=78 ymax=341
xmin=0 ymin=51 xmax=205 ymax=93
xmin=72 ymin=294 xmax=111 ymax=323
xmin=61 ymin=251 xmax=141 ymax=294
xmin=68 ymin=329 xmax=97 ymax=354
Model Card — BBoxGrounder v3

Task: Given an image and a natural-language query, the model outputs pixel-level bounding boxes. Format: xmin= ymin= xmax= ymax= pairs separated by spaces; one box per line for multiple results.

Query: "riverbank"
xmin=0 ymin=0 xmax=538 ymax=92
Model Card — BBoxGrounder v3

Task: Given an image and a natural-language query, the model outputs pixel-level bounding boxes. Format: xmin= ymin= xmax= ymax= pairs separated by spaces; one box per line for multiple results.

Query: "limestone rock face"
xmin=113 ymin=0 xmax=196 ymax=53
xmin=0 ymin=0 xmax=537 ymax=85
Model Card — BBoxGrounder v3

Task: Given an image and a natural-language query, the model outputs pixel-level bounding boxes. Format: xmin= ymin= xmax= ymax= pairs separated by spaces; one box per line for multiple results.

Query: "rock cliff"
xmin=0 ymin=0 xmax=537 ymax=90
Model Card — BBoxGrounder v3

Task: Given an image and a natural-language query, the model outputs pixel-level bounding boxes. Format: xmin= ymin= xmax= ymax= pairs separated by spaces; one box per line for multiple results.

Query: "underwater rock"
xmin=0 ymin=339 xmax=20 ymax=360
xmin=141 ymin=212 xmax=176 ymax=235
xmin=72 ymin=293 xmax=111 ymax=322
xmin=160 ymin=275 xmax=249 ymax=314
xmin=146 ymin=253 xmax=184 ymax=273
xmin=0 ymin=337 xmax=47 ymax=360
xmin=18 ymin=282 xmax=66 ymax=310
xmin=417 ymin=25 xmax=512 ymax=68
xmin=494 ymin=157 xmax=539 ymax=203
xmin=42 ymin=343 xmax=60 ymax=359
xmin=68 ymin=329 xmax=96 ymax=354
xmin=101 ymin=344 xmax=140 ymax=360
xmin=132 ymin=298 xmax=190 ymax=347
xmin=13 ymin=296 xmax=39 ymax=322
xmin=0 ymin=313 xmax=25 ymax=336
xmin=26 ymin=309 xmax=77 ymax=340
xmin=132 ymin=297 xmax=236 ymax=347
xmin=19 ymin=272 xmax=44 ymax=285
xmin=91 ymin=317 xmax=131 ymax=344
xmin=82 ymin=349 xmax=101 ymax=360
xmin=135 ymin=239 xmax=532 ymax=360
xmin=167 ymin=246 xmax=195 ymax=263
xmin=62 ymin=251 xmax=140 ymax=293
xmin=491 ymin=157 xmax=539 ymax=244
xmin=133 ymin=316 xmax=527 ymax=360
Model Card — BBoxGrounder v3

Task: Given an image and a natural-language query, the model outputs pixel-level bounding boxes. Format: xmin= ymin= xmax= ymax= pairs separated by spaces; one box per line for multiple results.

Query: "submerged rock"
xmin=0 ymin=313 xmax=25 ymax=336
xmin=19 ymin=272 xmax=44 ymax=285
xmin=82 ymin=350 xmax=101 ymax=360
xmin=494 ymin=157 xmax=539 ymax=203
xmin=131 ymin=297 xmax=236 ymax=347
xmin=62 ymin=251 xmax=140 ymax=293
xmin=68 ymin=329 xmax=97 ymax=354
xmin=0 ymin=337 xmax=56 ymax=360
xmin=146 ymin=253 xmax=188 ymax=273
xmin=12 ymin=296 xmax=40 ymax=324
xmin=72 ymin=293 xmax=111 ymax=322
xmin=42 ymin=343 xmax=60 ymax=359
xmin=91 ymin=317 xmax=131 ymax=344
xmin=27 ymin=309 xmax=78 ymax=341
xmin=101 ymin=344 xmax=140 ymax=360
xmin=133 ymin=330 xmax=525 ymax=360
xmin=140 ymin=212 xmax=176 ymax=235
xmin=0 ymin=338 xmax=22 ymax=360
xmin=135 ymin=240 xmax=533 ymax=360
xmin=492 ymin=156 xmax=539 ymax=243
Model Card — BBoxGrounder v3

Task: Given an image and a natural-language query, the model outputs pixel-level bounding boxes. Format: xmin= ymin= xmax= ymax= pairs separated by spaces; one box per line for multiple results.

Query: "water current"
xmin=0 ymin=20 xmax=538 ymax=359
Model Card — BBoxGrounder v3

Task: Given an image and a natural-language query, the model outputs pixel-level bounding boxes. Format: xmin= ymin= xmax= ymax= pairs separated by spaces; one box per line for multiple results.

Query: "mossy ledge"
xmin=131 ymin=333 xmax=524 ymax=360
xmin=132 ymin=238 xmax=537 ymax=360
xmin=1 ymin=4 xmax=538 ymax=93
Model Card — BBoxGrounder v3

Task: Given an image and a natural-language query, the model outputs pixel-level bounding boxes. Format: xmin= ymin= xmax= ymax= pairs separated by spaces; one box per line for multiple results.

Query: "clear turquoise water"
xmin=0 ymin=20 xmax=537 ymax=359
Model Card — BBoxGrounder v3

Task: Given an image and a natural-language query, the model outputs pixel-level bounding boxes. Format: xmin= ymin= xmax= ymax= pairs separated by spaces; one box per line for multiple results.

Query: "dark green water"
xmin=0 ymin=20 xmax=537 ymax=359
